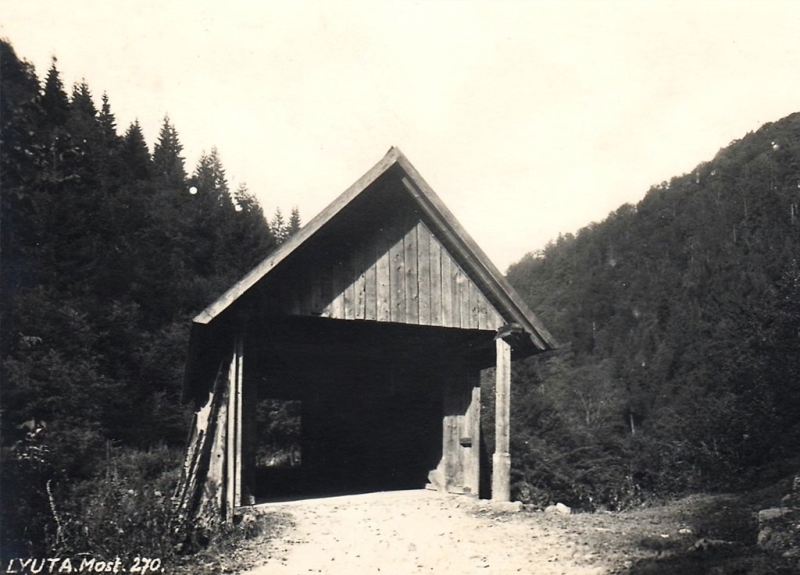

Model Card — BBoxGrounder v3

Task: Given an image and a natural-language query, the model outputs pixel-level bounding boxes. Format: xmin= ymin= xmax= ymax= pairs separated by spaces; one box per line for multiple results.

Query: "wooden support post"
xmin=225 ymin=349 xmax=236 ymax=520
xmin=234 ymin=334 xmax=243 ymax=508
xmin=492 ymin=337 xmax=512 ymax=502
xmin=225 ymin=334 xmax=244 ymax=519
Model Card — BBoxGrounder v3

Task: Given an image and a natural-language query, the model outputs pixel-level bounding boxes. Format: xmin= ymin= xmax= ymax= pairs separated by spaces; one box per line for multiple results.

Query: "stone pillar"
xmin=492 ymin=337 xmax=512 ymax=502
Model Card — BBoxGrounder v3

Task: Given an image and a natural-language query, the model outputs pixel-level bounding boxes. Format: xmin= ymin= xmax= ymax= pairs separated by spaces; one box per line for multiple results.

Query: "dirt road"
xmin=241 ymin=490 xmax=608 ymax=575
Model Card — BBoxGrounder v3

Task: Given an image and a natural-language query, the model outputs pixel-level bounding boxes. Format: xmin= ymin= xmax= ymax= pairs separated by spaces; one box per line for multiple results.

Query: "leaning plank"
xmin=202 ymin=378 xmax=229 ymax=521
xmin=172 ymin=353 xmax=232 ymax=549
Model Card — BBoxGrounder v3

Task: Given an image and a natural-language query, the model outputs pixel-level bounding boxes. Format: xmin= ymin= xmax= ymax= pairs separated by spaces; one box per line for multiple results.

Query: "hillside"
xmin=0 ymin=39 xmax=299 ymax=558
xmin=504 ymin=112 xmax=800 ymax=507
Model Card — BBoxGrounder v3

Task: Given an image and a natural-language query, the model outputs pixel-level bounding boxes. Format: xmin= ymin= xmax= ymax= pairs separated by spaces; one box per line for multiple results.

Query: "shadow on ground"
xmin=622 ymin=494 xmax=797 ymax=575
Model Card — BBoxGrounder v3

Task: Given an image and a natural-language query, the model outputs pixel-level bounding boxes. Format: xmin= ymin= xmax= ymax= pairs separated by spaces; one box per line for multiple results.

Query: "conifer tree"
xmin=288 ymin=206 xmax=302 ymax=237
xmin=70 ymin=81 xmax=97 ymax=119
xmin=41 ymin=58 xmax=70 ymax=130
xmin=270 ymin=207 xmax=287 ymax=244
xmin=192 ymin=147 xmax=230 ymax=206
xmin=93 ymin=92 xmax=124 ymax=186
xmin=98 ymin=92 xmax=117 ymax=142
xmin=231 ymin=183 xmax=277 ymax=267
xmin=152 ymin=115 xmax=186 ymax=189
xmin=67 ymin=81 xmax=103 ymax=182
xmin=121 ymin=120 xmax=151 ymax=181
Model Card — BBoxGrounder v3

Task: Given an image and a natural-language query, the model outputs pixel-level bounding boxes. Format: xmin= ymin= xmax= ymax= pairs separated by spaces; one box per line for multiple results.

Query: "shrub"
xmin=57 ymin=445 xmax=182 ymax=561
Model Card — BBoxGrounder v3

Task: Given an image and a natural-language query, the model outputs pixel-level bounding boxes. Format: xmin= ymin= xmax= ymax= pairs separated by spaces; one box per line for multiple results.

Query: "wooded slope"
xmin=504 ymin=112 xmax=800 ymax=507
xmin=0 ymin=39 xmax=299 ymax=556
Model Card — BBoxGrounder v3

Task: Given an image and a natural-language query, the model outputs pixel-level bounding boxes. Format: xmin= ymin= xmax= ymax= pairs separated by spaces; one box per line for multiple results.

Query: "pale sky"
xmin=3 ymin=1 xmax=800 ymax=271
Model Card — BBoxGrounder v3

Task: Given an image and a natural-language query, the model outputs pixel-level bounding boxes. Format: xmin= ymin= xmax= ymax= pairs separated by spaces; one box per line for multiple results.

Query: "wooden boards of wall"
xmin=283 ymin=214 xmax=505 ymax=330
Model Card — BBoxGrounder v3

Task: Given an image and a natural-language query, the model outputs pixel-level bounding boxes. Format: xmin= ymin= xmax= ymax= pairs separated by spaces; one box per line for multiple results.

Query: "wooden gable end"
xmin=268 ymin=196 xmax=505 ymax=330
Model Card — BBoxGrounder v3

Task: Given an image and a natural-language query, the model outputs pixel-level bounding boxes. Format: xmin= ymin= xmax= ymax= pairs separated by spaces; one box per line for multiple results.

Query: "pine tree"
xmin=288 ymin=206 xmax=302 ymax=237
xmin=41 ymin=58 xmax=70 ymax=131
xmin=94 ymin=92 xmax=124 ymax=186
xmin=98 ymin=93 xmax=117 ymax=143
xmin=121 ymin=120 xmax=151 ymax=181
xmin=67 ymin=81 xmax=102 ymax=182
xmin=192 ymin=147 xmax=229 ymax=205
xmin=152 ymin=115 xmax=186 ymax=189
xmin=70 ymin=81 xmax=97 ymax=119
xmin=270 ymin=207 xmax=287 ymax=244
xmin=231 ymin=183 xmax=277 ymax=267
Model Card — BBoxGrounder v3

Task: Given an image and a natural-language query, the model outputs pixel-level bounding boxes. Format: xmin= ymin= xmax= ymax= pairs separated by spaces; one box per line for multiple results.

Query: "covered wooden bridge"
xmin=173 ymin=148 xmax=556 ymax=536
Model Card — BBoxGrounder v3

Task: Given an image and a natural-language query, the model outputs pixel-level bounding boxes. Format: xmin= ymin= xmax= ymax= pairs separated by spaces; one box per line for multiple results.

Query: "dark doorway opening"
xmin=243 ymin=355 xmax=443 ymax=502
xmin=241 ymin=317 xmax=494 ymax=503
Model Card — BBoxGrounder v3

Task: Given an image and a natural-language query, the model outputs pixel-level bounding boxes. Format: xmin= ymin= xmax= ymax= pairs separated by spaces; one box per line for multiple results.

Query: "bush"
xmin=58 ymin=445 xmax=182 ymax=560
xmin=0 ymin=438 xmax=183 ymax=563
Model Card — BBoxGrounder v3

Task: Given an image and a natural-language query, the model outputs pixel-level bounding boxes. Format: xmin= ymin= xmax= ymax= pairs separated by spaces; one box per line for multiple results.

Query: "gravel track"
xmin=241 ymin=490 xmax=610 ymax=575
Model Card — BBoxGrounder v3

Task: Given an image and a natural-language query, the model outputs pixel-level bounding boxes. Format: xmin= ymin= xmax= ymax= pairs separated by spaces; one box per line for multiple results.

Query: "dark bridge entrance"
xmin=243 ymin=317 xmax=491 ymax=502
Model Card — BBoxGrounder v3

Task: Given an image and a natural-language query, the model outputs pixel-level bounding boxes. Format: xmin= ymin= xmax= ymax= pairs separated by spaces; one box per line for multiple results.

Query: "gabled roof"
xmin=194 ymin=147 xmax=554 ymax=344
xmin=184 ymin=147 xmax=556 ymax=399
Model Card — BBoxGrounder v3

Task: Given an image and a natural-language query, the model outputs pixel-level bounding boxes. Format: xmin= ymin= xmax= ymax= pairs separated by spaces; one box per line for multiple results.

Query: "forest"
xmin=2 ymin=37 xmax=799 ymax=561
xmin=0 ymin=40 xmax=299 ymax=558
xmin=504 ymin=110 xmax=800 ymax=509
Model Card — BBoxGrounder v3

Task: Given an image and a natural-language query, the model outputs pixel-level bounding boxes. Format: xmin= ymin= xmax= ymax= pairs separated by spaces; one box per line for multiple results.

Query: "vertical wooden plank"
xmin=404 ymin=216 xmax=419 ymax=324
xmin=417 ymin=222 xmax=431 ymax=325
xmin=468 ymin=281 xmax=480 ymax=329
xmin=365 ymin=240 xmax=379 ymax=320
xmin=310 ymin=266 xmax=323 ymax=315
xmin=317 ymin=263 xmax=333 ymax=317
xmin=300 ymin=266 xmax=314 ymax=316
xmin=376 ymin=226 xmax=392 ymax=321
xmin=441 ymin=252 xmax=453 ymax=328
xmin=442 ymin=373 xmax=459 ymax=492
xmin=290 ymin=281 xmax=309 ymax=315
xmin=477 ymin=290 xmax=489 ymax=329
xmin=389 ymin=226 xmax=405 ymax=323
xmin=493 ymin=338 xmax=512 ymax=502
xmin=343 ymin=252 xmax=356 ymax=320
xmin=281 ymin=278 xmax=297 ymax=315
xmin=488 ymin=307 xmax=504 ymax=330
xmin=330 ymin=260 xmax=345 ymax=319
xmin=429 ymin=236 xmax=442 ymax=326
xmin=453 ymin=262 xmax=465 ymax=328
xmin=461 ymin=371 xmax=480 ymax=496
xmin=463 ymin=278 xmax=472 ymax=329
xmin=354 ymin=242 xmax=367 ymax=320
